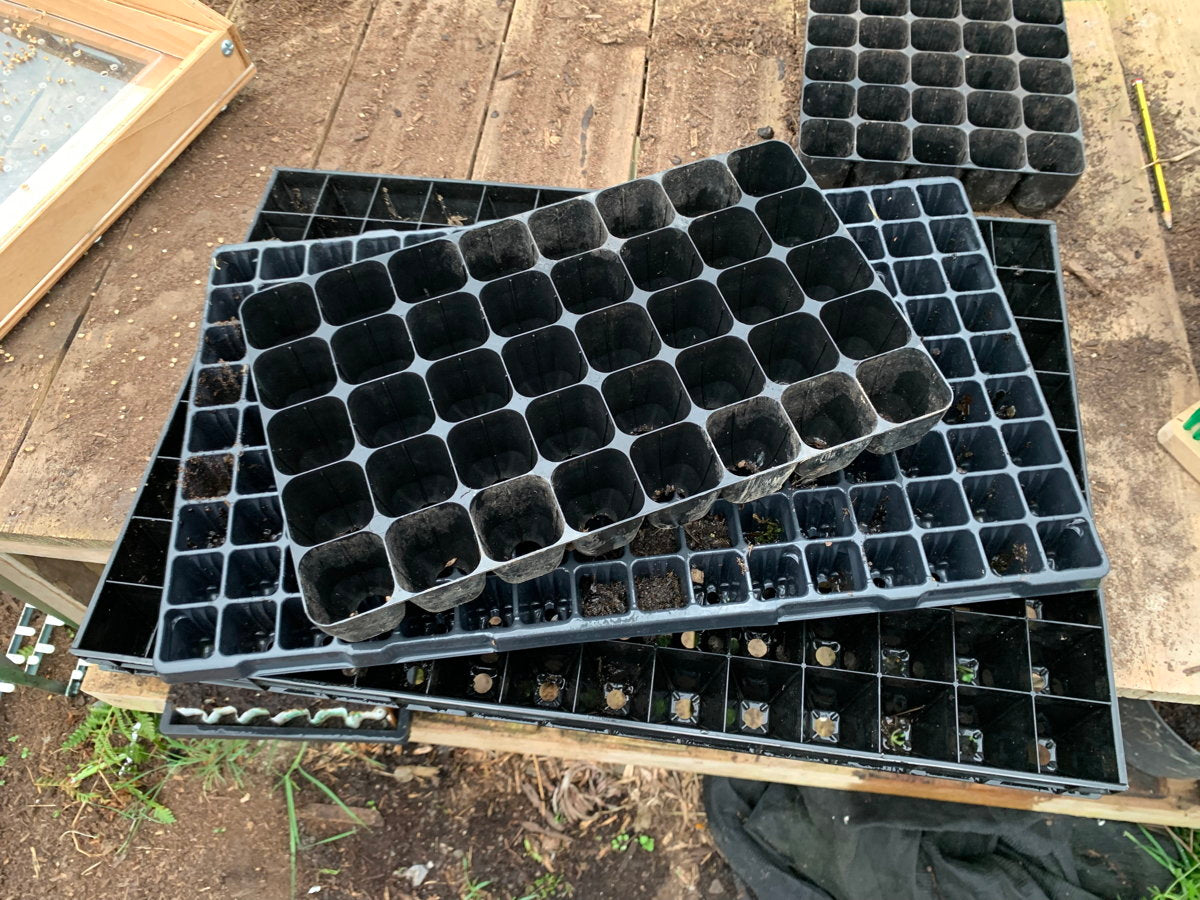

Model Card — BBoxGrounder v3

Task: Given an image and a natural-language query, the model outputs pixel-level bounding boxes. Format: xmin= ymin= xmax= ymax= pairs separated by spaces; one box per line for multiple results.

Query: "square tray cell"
xmin=236 ymin=145 xmax=949 ymax=640
xmin=798 ymin=0 xmax=1084 ymax=212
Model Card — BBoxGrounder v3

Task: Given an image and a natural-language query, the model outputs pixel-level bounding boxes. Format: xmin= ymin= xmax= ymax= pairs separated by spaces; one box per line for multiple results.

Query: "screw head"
xmin=221 ymin=39 xmax=235 ymax=56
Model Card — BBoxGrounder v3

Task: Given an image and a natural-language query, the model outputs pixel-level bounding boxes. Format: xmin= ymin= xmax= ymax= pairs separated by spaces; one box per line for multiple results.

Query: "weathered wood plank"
xmin=0 ymin=0 xmax=377 ymax=560
xmin=471 ymin=0 xmax=653 ymax=189
xmin=636 ymin=0 xmax=796 ymax=174
xmin=1058 ymin=3 xmax=1200 ymax=701
xmin=317 ymin=0 xmax=513 ymax=178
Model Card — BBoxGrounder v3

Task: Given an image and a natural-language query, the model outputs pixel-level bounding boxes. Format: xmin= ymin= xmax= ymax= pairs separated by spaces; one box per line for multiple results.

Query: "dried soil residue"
xmin=580 ymin=577 xmax=629 ymax=617
xmin=635 ymin=572 xmax=686 ymax=612
xmin=1154 ymin=701 xmax=1200 ymax=751
xmin=683 ymin=512 xmax=732 ymax=550
xmin=630 ymin=523 xmax=679 ymax=556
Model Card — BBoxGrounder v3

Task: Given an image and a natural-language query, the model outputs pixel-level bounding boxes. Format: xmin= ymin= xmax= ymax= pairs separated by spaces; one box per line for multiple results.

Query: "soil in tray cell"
xmin=635 ymin=572 xmax=686 ymax=611
xmin=683 ymin=512 xmax=732 ymax=550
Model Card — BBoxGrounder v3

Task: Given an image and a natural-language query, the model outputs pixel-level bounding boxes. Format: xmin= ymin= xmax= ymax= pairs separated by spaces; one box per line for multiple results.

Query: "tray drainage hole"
xmin=297 ymin=531 xmax=394 ymax=627
xmin=727 ymin=141 xmax=807 ymax=197
xmin=661 ymin=158 xmax=742 ymax=217
xmin=537 ymin=676 xmax=566 ymax=707
xmin=551 ymin=248 xmax=634 ymax=315
xmin=315 ymin=259 xmax=396 ymax=326
xmin=866 ymin=536 xmax=927 ymax=588
xmin=471 ymin=475 xmax=564 ymax=563
xmin=805 ymin=541 xmax=866 ymax=594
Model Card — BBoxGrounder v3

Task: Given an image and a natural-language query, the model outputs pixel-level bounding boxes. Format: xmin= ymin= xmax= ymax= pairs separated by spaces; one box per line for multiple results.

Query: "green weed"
xmin=517 ymin=872 xmax=572 ymax=899
xmin=1128 ymin=827 xmax=1200 ymax=900
xmin=460 ymin=855 xmax=493 ymax=899
xmin=54 ymin=703 xmax=255 ymax=851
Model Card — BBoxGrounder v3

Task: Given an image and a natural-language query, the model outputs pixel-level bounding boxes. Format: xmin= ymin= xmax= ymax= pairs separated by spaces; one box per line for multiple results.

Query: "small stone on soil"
xmin=756 ymin=126 xmax=775 ymax=139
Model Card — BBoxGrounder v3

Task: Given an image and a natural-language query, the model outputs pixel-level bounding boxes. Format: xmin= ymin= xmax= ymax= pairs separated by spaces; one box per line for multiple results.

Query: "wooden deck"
xmin=1 ymin=0 xmax=1199 ymax=707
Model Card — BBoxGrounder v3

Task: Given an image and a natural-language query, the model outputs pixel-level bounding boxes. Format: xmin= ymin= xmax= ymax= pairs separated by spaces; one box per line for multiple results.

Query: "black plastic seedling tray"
xmin=252 ymin=591 xmax=1122 ymax=794
xmin=77 ymin=173 xmax=1105 ymax=684
xmin=798 ymin=0 xmax=1084 ymax=212
xmin=235 ymin=142 xmax=951 ymax=639
xmin=72 ymin=184 xmax=1124 ymax=793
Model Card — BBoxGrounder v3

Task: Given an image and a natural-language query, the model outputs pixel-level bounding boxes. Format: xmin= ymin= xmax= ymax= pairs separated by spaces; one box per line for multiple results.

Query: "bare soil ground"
xmin=0 ymin=596 xmax=733 ymax=900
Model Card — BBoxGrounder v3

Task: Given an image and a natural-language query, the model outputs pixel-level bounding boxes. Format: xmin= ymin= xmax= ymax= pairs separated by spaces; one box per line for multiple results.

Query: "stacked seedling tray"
xmin=799 ymin=0 xmax=1083 ymax=212
xmin=232 ymin=142 xmax=952 ymax=641
xmin=74 ymin=179 xmax=1122 ymax=793
xmin=77 ymin=172 xmax=1107 ymax=685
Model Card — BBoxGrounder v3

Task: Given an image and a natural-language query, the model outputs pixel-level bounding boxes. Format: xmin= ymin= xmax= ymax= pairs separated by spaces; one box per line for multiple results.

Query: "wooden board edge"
xmin=0 ymin=554 xmax=95 ymax=624
xmin=78 ymin=670 xmax=1200 ymax=827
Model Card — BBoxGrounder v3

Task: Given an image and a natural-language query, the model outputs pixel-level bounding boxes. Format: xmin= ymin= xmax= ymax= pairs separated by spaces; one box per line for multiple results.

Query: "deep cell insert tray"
xmin=799 ymin=0 xmax=1084 ymax=212
xmin=234 ymin=142 xmax=951 ymax=639
xmin=77 ymin=174 xmax=1104 ymax=683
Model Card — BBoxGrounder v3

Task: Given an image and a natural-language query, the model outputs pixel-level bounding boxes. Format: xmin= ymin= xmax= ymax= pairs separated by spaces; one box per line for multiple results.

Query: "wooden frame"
xmin=0 ymin=0 xmax=254 ymax=338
